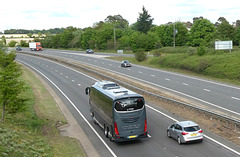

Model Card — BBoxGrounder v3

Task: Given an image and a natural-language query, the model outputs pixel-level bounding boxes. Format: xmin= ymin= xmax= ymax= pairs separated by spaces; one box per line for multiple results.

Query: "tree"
xmin=135 ymin=32 xmax=156 ymax=51
xmin=95 ymin=23 xmax=114 ymax=50
xmin=193 ymin=16 xmax=203 ymax=24
xmin=118 ymin=29 xmax=138 ymax=50
xmin=69 ymin=29 xmax=83 ymax=48
xmin=187 ymin=18 xmax=216 ymax=47
xmin=59 ymin=26 xmax=76 ymax=48
xmin=104 ymin=14 xmax=129 ymax=28
xmin=233 ymin=27 xmax=240 ymax=46
xmin=136 ymin=6 xmax=154 ymax=34
xmin=81 ymin=27 xmax=96 ymax=49
xmin=20 ymin=40 xmax=28 ymax=47
xmin=134 ymin=49 xmax=147 ymax=62
xmin=149 ymin=25 xmax=166 ymax=47
xmin=8 ymin=40 xmax=18 ymax=47
xmin=0 ymin=49 xmax=26 ymax=122
xmin=38 ymin=32 xmax=42 ymax=37
xmin=27 ymin=33 xmax=33 ymax=38
xmin=1 ymin=36 xmax=6 ymax=45
xmin=216 ymin=18 xmax=235 ymax=41
xmin=235 ymin=20 xmax=240 ymax=28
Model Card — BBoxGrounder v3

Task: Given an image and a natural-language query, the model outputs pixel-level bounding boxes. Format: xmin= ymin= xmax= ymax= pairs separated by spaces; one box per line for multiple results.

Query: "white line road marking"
xmin=66 ymin=76 xmax=68 ymax=78
xmin=151 ymin=74 xmax=155 ymax=77
xmin=72 ymin=80 xmax=75 ymax=82
xmin=182 ymin=83 xmax=188 ymax=86
xmin=139 ymin=71 xmax=142 ymax=73
xmin=204 ymin=89 xmax=211 ymax=92
xmin=232 ymin=97 xmax=240 ymax=101
xmin=165 ymin=78 xmax=170 ymax=81
xmin=78 ymin=84 xmax=81 ymax=86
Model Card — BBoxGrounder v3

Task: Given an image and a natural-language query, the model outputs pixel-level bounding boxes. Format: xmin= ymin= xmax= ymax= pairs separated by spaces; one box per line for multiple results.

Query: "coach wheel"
xmin=104 ymin=126 xmax=109 ymax=138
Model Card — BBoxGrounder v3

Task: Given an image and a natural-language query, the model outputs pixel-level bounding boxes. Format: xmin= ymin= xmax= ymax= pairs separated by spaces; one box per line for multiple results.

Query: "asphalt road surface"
xmin=16 ymin=52 xmax=240 ymax=157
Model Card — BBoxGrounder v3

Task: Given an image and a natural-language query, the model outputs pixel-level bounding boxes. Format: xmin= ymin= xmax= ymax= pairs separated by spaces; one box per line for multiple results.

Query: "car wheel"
xmin=177 ymin=137 xmax=182 ymax=145
xmin=167 ymin=131 xmax=171 ymax=138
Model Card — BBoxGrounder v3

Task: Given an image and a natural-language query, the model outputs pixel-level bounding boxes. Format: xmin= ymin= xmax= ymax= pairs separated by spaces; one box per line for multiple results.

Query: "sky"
xmin=0 ymin=0 xmax=239 ymax=33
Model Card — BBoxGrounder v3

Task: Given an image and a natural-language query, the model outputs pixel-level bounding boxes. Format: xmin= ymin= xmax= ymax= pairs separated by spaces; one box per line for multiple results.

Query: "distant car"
xmin=121 ymin=60 xmax=132 ymax=67
xmin=167 ymin=121 xmax=203 ymax=144
xmin=86 ymin=49 xmax=94 ymax=54
xmin=16 ymin=46 xmax=22 ymax=51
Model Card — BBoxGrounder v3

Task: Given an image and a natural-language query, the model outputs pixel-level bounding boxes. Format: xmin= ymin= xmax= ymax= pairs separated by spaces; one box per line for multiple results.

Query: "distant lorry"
xmin=29 ymin=42 xmax=42 ymax=51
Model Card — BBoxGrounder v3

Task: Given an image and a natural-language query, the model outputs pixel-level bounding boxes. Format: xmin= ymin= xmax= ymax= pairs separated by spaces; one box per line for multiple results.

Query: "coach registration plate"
xmin=128 ymin=135 xmax=137 ymax=138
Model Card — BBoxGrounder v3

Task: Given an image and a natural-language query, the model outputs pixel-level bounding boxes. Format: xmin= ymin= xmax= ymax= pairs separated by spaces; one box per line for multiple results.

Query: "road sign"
xmin=215 ymin=41 xmax=232 ymax=53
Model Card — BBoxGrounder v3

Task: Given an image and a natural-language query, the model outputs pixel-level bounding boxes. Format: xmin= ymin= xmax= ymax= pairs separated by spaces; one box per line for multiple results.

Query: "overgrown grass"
xmin=0 ymin=66 xmax=86 ymax=157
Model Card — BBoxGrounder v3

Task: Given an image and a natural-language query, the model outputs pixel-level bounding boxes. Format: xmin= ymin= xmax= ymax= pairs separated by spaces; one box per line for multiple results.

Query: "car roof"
xmin=176 ymin=121 xmax=198 ymax=127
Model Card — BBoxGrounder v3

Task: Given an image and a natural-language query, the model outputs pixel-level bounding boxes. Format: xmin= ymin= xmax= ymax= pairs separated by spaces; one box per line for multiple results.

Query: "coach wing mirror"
xmin=85 ymin=87 xmax=90 ymax=95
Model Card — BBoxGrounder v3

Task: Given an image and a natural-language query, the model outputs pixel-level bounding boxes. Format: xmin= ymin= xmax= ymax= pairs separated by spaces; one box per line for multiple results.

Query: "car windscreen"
xmin=114 ymin=98 xmax=144 ymax=112
xmin=37 ymin=45 xmax=42 ymax=47
xmin=184 ymin=126 xmax=200 ymax=132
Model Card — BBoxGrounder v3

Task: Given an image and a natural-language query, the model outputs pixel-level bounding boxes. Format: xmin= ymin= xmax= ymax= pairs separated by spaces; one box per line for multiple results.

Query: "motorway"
xmin=19 ymin=48 xmax=240 ymax=119
xmin=16 ymin=49 xmax=240 ymax=157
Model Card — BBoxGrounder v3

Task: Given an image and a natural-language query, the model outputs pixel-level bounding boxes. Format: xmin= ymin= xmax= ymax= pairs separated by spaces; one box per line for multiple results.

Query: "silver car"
xmin=167 ymin=121 xmax=203 ymax=144
xmin=121 ymin=60 xmax=132 ymax=67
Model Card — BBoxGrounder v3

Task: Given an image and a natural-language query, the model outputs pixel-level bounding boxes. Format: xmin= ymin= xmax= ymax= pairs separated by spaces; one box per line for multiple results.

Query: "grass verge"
xmin=0 ymin=65 xmax=86 ymax=157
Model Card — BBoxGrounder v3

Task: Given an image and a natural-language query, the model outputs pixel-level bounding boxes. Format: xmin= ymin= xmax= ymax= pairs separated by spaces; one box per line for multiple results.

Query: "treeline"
xmin=12 ymin=7 xmax=240 ymax=52
xmin=39 ymin=13 xmax=240 ymax=52
xmin=3 ymin=28 xmax=65 ymax=34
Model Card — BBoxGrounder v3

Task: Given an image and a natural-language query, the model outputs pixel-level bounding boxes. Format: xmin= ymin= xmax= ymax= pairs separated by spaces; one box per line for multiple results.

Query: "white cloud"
xmin=1 ymin=0 xmax=239 ymax=32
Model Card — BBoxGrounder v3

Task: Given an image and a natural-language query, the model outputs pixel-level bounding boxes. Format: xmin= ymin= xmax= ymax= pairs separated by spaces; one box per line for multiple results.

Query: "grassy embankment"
xmin=109 ymin=46 xmax=240 ymax=85
xmin=0 ymin=66 xmax=86 ymax=157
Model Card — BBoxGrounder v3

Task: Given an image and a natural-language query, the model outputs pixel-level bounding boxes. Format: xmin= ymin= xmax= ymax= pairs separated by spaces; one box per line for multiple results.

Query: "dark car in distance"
xmin=121 ymin=60 xmax=132 ymax=67
xmin=86 ymin=49 xmax=94 ymax=54
xmin=16 ymin=46 xmax=22 ymax=51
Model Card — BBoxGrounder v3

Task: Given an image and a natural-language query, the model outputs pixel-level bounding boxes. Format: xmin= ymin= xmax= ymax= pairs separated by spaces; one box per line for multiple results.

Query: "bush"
xmin=134 ymin=49 xmax=147 ymax=62
xmin=8 ymin=41 xmax=18 ymax=47
xmin=20 ymin=40 xmax=28 ymax=47
xmin=153 ymin=49 xmax=162 ymax=57
xmin=197 ymin=46 xmax=207 ymax=56
xmin=197 ymin=59 xmax=210 ymax=72
xmin=186 ymin=47 xmax=197 ymax=56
